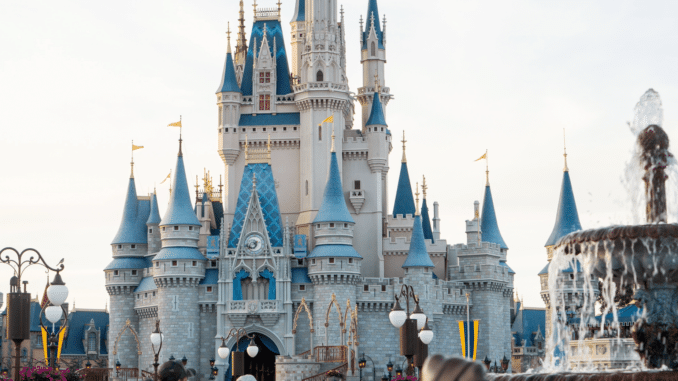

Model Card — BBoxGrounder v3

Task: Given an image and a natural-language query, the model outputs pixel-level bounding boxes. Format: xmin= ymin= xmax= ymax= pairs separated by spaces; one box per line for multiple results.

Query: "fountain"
xmin=423 ymin=90 xmax=678 ymax=380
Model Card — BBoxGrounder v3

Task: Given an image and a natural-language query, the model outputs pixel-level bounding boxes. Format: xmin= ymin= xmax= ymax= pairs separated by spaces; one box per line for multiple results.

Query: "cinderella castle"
xmin=104 ymin=0 xmax=517 ymax=379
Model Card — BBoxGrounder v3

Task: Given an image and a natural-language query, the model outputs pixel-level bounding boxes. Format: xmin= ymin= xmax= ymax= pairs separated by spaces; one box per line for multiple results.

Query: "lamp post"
xmin=388 ymin=284 xmax=434 ymax=376
xmin=39 ymin=272 xmax=70 ymax=370
xmin=358 ymin=353 xmax=376 ymax=381
xmin=386 ymin=360 xmax=393 ymax=380
xmin=181 ymin=356 xmax=187 ymax=367
xmin=150 ymin=320 xmax=163 ymax=381
xmin=217 ymin=328 xmax=259 ymax=379
xmin=115 ymin=360 xmax=121 ymax=376
xmin=0 ymin=247 xmax=65 ymax=381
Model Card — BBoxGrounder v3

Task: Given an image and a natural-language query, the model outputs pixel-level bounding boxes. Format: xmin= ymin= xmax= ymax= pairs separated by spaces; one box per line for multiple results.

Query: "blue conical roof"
xmin=314 ymin=152 xmax=354 ymax=223
xmin=545 ymin=171 xmax=582 ymax=246
xmin=216 ymin=51 xmax=241 ymax=94
xmin=362 ymin=0 xmax=385 ymax=50
xmin=112 ymin=177 xmax=151 ymax=245
xmin=160 ymin=153 xmax=201 ymax=227
xmin=421 ymin=198 xmax=434 ymax=242
xmin=147 ymin=192 xmax=161 ymax=225
xmin=480 ymin=185 xmax=508 ymax=249
xmin=393 ymin=162 xmax=416 ymax=216
xmin=402 ymin=215 xmax=434 ymax=268
xmin=291 ymin=0 xmax=305 ymax=22
xmin=366 ymin=92 xmax=387 ymax=127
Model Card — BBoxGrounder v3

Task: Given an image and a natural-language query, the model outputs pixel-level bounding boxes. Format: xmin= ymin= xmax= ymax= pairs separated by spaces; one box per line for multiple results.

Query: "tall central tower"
xmin=292 ymin=0 xmax=352 ymax=236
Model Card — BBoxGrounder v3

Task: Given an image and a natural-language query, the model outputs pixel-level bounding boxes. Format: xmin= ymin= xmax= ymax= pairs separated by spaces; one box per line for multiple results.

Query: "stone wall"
xmin=108 ymin=293 xmax=139 ymax=369
xmin=156 ymin=286 xmax=201 ymax=368
xmin=275 ymin=355 xmax=320 ymax=381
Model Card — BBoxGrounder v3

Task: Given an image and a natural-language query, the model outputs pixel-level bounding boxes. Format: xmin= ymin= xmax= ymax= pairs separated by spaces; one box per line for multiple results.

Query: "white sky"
xmin=1 ymin=0 xmax=678 ymax=311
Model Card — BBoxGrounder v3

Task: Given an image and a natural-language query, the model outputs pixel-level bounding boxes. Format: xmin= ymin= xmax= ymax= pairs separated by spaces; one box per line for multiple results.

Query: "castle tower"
xmin=308 ymin=138 xmax=361 ymax=346
xmin=290 ymin=0 xmax=306 ymax=78
xmin=153 ymin=142 xmax=205 ymax=365
xmin=480 ymin=174 xmax=508 ymax=259
xmin=357 ymin=0 xmax=391 ymax=130
xmin=105 ymin=164 xmax=150 ymax=368
xmin=217 ymin=29 xmax=243 ymax=216
xmin=392 ymin=133 xmax=415 ymax=218
xmin=294 ymin=0 xmax=352 ymax=231
xmin=147 ymin=191 xmax=162 ymax=255
xmin=539 ymin=146 xmax=594 ymax=340
xmin=234 ymin=0 xmax=248 ymax=84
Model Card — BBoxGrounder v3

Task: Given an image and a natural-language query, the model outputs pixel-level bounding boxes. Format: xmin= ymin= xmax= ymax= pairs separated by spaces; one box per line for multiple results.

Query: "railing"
xmin=314 ymin=346 xmax=347 ymax=363
xmin=293 ymin=82 xmax=349 ymax=92
xmin=301 ymin=362 xmax=348 ymax=381
xmin=80 ymin=368 xmax=138 ymax=381
xmin=227 ymin=300 xmax=280 ymax=313
xmin=141 ymin=370 xmax=155 ymax=381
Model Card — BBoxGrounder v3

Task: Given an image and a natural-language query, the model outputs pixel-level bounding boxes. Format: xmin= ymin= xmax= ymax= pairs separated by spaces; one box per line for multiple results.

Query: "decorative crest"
xmin=563 ymin=128 xmax=568 ymax=172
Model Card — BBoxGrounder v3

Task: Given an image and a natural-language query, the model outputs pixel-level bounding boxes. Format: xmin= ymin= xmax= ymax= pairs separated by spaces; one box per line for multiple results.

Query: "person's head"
xmin=158 ymin=360 xmax=187 ymax=381
xmin=422 ymin=355 xmax=486 ymax=381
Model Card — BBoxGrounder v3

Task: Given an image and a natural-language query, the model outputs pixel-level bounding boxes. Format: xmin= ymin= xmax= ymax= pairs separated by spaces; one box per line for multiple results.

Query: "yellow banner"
xmin=57 ymin=327 xmax=66 ymax=361
xmin=41 ymin=326 xmax=48 ymax=365
xmin=320 ymin=115 xmax=334 ymax=125
xmin=168 ymin=120 xmax=182 ymax=127
xmin=475 ymin=152 xmax=487 ymax=161
xmin=160 ymin=171 xmax=171 ymax=184
xmin=132 ymin=144 xmax=144 ymax=151
xmin=473 ymin=320 xmax=479 ymax=361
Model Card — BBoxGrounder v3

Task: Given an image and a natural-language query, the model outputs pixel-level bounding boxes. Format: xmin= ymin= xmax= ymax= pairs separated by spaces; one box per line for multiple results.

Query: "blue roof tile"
xmin=238 ymin=113 xmax=300 ymax=126
xmin=112 ymin=178 xmax=151 ymax=245
xmin=161 ymin=154 xmax=201 ymax=227
xmin=147 ymin=192 xmax=161 ymax=225
xmin=104 ymin=257 xmax=148 ymax=270
xmin=153 ymin=247 xmax=206 ymax=261
xmin=211 ymin=201 xmax=224 ymax=236
xmin=520 ymin=309 xmax=545 ymax=347
xmin=240 ymin=20 xmax=292 ymax=96
xmin=480 ymin=185 xmax=508 ymax=249
xmin=421 ymin=198 xmax=434 ymax=242
xmin=501 ymin=261 xmax=516 ymax=274
xmin=291 ymin=0 xmax=305 ymax=22
xmin=217 ymin=52 xmax=241 ymax=94
xmin=134 ymin=277 xmax=157 ymax=293
xmin=60 ymin=310 xmax=109 ymax=355
xmin=308 ymin=244 xmax=362 ymax=259
xmin=392 ymin=162 xmax=415 ymax=217
xmin=545 ymin=171 xmax=582 ymax=246
xmin=199 ymin=269 xmax=219 ymax=285
xmin=228 ymin=163 xmax=283 ymax=248
xmin=314 ymin=152 xmax=354 ymax=223
xmin=538 ymin=260 xmax=582 ymax=275
xmin=365 ymin=92 xmax=387 ymax=126
xmin=291 ymin=268 xmax=312 ymax=284
xmin=362 ymin=0 xmax=385 ymax=50
xmin=402 ymin=215 xmax=434 ymax=268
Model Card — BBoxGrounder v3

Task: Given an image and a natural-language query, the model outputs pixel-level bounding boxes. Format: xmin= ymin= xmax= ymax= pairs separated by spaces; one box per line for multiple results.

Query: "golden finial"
xmin=226 ymin=22 xmax=232 ymax=54
xmin=331 ymin=127 xmax=336 ymax=153
xmin=253 ymin=0 xmax=257 ymax=17
xmin=484 ymin=150 xmax=489 ymax=186
xmin=401 ymin=131 xmax=407 ymax=163
xmin=252 ymin=173 xmax=257 ymax=189
xmin=422 ymin=175 xmax=428 ymax=199
xmin=415 ymin=182 xmax=420 ymax=216
xmin=277 ymin=0 xmax=282 ymax=17
xmin=563 ymin=128 xmax=568 ymax=172
xmin=130 ymin=140 xmax=135 ymax=178
xmin=195 ymin=175 xmax=200 ymax=194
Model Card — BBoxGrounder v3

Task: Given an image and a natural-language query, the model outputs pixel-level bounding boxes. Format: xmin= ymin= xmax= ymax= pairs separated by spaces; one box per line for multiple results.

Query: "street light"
xmin=85 ymin=360 xmax=92 ymax=370
xmin=388 ymin=284 xmax=433 ymax=376
xmin=39 ymin=272 xmax=70 ymax=370
xmin=181 ymin=356 xmax=188 ymax=366
xmin=150 ymin=320 xmax=163 ymax=381
xmin=1 ymin=247 xmax=65 ymax=381
xmin=115 ymin=360 xmax=121 ymax=376
xmin=218 ymin=328 xmax=258 ymax=378
xmin=386 ymin=360 xmax=393 ymax=380
xmin=381 ymin=374 xmax=388 ymax=381
xmin=169 ymin=355 xmax=175 ymax=361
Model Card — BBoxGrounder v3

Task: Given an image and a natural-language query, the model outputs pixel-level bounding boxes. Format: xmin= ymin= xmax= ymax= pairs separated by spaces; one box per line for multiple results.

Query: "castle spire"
xmin=563 ymin=129 xmax=569 ymax=172
xmin=402 ymin=214 xmax=434 ymax=268
xmin=362 ymin=0 xmax=384 ymax=50
xmin=480 ymin=181 xmax=508 ymax=250
xmin=544 ymin=152 xmax=582 ymax=247
xmin=401 ymin=131 xmax=407 ymax=163
xmin=217 ymin=25 xmax=241 ymax=94
xmin=392 ymin=135 xmax=416 ymax=217
xmin=160 ymin=148 xmax=201 ymax=227
xmin=235 ymin=0 xmax=248 ymax=69
xmin=420 ymin=175 xmax=434 ymax=242
xmin=147 ymin=190 xmax=161 ymax=225
xmin=415 ymin=182 xmax=420 ymax=216
xmin=314 ymin=150 xmax=354 ymax=224
xmin=365 ymin=86 xmax=387 ymax=128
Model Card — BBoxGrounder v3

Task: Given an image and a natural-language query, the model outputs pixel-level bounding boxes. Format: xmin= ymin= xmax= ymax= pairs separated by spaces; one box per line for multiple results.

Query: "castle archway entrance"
xmin=225 ymin=334 xmax=279 ymax=381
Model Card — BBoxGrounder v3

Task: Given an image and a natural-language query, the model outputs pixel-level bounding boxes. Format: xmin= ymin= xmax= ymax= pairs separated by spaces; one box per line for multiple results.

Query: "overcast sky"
xmin=1 ymin=0 xmax=678 ymax=311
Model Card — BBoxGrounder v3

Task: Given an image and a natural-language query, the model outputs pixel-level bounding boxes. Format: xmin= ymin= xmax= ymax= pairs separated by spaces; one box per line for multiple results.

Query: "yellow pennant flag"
xmin=41 ymin=326 xmax=48 ymax=364
xmin=475 ymin=152 xmax=487 ymax=162
xmin=168 ymin=120 xmax=182 ymax=127
xmin=132 ymin=144 xmax=144 ymax=151
xmin=319 ymin=115 xmax=334 ymax=125
xmin=160 ymin=171 xmax=171 ymax=184
xmin=57 ymin=327 xmax=66 ymax=361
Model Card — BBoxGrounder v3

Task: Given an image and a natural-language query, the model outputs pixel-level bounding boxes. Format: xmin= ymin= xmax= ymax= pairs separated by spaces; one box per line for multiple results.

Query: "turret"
xmin=153 ymin=141 xmax=205 ymax=368
xmin=480 ymin=174 xmax=508 ymax=256
xmin=357 ymin=0 xmax=391 ymax=130
xmin=253 ymin=24 xmax=278 ymax=114
xmin=234 ymin=0 xmax=248 ymax=84
xmin=420 ymin=176 xmax=434 ymax=243
xmin=290 ymin=0 xmax=306 ymax=78
xmin=217 ymin=27 xmax=243 ymax=166
xmin=366 ymin=88 xmax=388 ymax=173
xmin=147 ymin=191 xmax=162 ymax=255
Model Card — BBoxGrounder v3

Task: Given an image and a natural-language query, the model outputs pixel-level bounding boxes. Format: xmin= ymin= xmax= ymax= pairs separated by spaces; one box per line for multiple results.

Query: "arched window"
xmin=88 ymin=333 xmax=97 ymax=353
xmin=371 ymin=42 xmax=376 ymax=56
xmin=318 ymin=125 xmax=322 ymax=141
xmin=316 ymin=70 xmax=324 ymax=82
xmin=305 ymin=180 xmax=309 ymax=195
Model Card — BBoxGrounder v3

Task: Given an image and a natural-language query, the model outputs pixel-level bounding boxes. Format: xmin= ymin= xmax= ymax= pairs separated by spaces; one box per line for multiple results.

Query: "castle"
xmin=104 ymin=1 xmax=515 ymax=379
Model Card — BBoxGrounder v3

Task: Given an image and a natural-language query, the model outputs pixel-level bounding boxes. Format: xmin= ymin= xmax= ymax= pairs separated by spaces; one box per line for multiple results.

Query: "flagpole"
xmin=466 ymin=292 xmax=470 ymax=360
